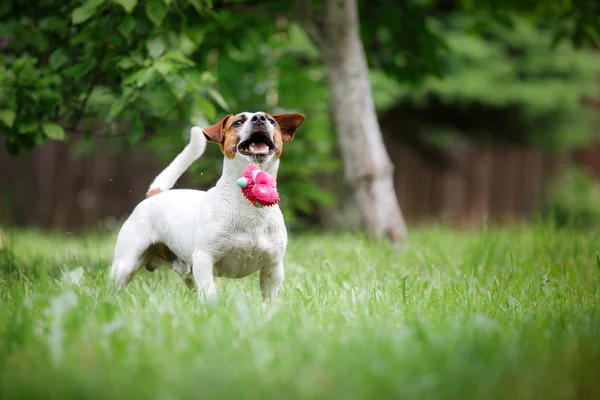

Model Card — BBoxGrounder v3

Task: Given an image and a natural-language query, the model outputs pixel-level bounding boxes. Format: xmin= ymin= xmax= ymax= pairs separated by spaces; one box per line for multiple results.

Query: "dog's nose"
xmin=251 ymin=114 xmax=267 ymax=123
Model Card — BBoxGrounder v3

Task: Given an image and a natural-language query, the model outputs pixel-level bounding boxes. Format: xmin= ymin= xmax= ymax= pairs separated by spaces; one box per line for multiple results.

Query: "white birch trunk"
xmin=305 ymin=0 xmax=408 ymax=244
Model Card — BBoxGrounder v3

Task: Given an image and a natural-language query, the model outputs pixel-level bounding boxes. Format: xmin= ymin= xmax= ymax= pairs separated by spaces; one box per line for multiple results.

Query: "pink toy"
xmin=236 ymin=163 xmax=280 ymax=208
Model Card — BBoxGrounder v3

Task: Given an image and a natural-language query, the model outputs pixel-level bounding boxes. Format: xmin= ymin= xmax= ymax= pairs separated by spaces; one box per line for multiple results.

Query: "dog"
xmin=109 ymin=112 xmax=305 ymax=302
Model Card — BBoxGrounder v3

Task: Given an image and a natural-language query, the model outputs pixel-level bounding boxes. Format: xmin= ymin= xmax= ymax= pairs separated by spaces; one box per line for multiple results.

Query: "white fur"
xmin=110 ymin=113 xmax=287 ymax=302
xmin=147 ymin=127 xmax=207 ymax=194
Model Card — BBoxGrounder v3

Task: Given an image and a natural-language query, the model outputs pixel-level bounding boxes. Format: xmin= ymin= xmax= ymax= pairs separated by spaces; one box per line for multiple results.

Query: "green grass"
xmin=1 ymin=224 xmax=600 ymax=400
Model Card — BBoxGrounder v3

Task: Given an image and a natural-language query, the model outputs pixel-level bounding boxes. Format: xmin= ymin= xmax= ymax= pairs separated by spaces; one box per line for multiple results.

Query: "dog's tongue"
xmin=249 ymin=142 xmax=269 ymax=154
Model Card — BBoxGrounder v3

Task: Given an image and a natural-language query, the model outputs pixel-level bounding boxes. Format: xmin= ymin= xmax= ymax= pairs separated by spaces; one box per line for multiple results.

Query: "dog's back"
xmin=110 ymin=125 xmax=208 ymax=288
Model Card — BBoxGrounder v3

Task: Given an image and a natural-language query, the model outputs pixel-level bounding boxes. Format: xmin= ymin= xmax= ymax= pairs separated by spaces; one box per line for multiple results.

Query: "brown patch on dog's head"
xmin=146 ymin=187 xmax=163 ymax=198
xmin=271 ymin=113 xmax=305 ymax=157
xmin=202 ymin=114 xmax=240 ymax=159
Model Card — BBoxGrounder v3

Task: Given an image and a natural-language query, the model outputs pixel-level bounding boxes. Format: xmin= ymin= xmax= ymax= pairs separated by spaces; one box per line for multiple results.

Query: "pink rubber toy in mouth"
xmin=236 ymin=163 xmax=280 ymax=208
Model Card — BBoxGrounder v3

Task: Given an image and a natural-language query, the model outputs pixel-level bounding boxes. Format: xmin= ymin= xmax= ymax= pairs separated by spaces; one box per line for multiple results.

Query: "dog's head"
xmin=202 ymin=112 xmax=305 ymax=165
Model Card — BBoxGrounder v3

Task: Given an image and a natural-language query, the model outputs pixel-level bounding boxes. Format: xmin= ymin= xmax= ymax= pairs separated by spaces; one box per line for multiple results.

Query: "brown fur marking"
xmin=272 ymin=113 xmax=305 ymax=157
xmin=146 ymin=188 xmax=163 ymax=198
xmin=273 ymin=113 xmax=305 ymax=142
xmin=203 ymin=114 xmax=241 ymax=159
xmin=203 ymin=115 xmax=231 ymax=144
xmin=222 ymin=119 xmax=240 ymax=159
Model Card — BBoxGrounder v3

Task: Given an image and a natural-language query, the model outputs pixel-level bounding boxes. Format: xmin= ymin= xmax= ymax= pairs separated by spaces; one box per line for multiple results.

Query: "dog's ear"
xmin=272 ymin=113 xmax=305 ymax=142
xmin=203 ymin=115 xmax=231 ymax=144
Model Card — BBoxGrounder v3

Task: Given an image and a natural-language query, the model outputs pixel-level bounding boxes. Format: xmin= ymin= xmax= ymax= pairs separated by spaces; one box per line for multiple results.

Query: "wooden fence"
xmin=387 ymin=139 xmax=568 ymax=226
xmin=0 ymin=138 xmax=198 ymax=230
xmin=0 ymin=135 xmax=579 ymax=230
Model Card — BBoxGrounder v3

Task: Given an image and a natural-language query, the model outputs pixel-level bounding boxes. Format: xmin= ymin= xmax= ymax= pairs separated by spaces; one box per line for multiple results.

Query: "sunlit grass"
xmin=1 ymin=224 xmax=599 ymax=399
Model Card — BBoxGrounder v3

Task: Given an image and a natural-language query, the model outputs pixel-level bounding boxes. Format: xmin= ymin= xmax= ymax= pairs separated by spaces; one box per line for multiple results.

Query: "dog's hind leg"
xmin=109 ymin=220 xmax=153 ymax=289
xmin=172 ymin=258 xmax=195 ymax=291
xmin=110 ymin=254 xmax=147 ymax=289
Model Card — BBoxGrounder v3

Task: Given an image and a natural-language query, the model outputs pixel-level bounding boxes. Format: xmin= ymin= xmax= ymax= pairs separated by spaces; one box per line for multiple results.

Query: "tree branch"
xmin=67 ymin=50 xmax=107 ymax=131
xmin=293 ymin=0 xmax=324 ymax=50
xmin=67 ymin=12 xmax=118 ymax=131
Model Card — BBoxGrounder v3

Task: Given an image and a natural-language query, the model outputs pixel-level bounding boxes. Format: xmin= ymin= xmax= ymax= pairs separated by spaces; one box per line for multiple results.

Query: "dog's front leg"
xmin=192 ymin=251 xmax=217 ymax=303
xmin=259 ymin=261 xmax=284 ymax=302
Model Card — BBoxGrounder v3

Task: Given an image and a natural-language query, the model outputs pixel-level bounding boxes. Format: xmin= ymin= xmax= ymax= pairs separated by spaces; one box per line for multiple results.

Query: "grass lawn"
xmin=1 ymin=224 xmax=600 ymax=400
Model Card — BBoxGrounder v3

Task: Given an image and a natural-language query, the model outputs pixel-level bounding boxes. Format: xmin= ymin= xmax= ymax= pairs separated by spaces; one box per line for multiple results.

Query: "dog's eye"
xmin=268 ymin=118 xmax=276 ymax=125
xmin=232 ymin=120 xmax=243 ymax=127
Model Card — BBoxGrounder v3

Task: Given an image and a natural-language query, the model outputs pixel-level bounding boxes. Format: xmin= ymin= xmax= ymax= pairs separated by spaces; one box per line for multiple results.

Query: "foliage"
xmin=544 ymin=166 xmax=600 ymax=229
xmin=458 ymin=0 xmax=600 ymax=49
xmin=370 ymin=14 xmax=600 ymax=150
xmin=360 ymin=0 xmax=600 ymax=86
xmin=0 ymin=0 xmax=221 ymax=155
xmin=0 ymin=0 xmax=336 ymax=224
xmin=2 ymin=226 xmax=600 ymax=398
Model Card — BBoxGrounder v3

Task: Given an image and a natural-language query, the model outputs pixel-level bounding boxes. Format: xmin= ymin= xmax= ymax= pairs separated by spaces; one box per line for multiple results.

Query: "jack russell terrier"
xmin=109 ymin=112 xmax=305 ymax=302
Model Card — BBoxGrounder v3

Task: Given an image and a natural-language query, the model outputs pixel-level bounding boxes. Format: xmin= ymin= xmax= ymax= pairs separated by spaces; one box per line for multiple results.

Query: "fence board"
xmin=0 ymin=136 xmax=586 ymax=229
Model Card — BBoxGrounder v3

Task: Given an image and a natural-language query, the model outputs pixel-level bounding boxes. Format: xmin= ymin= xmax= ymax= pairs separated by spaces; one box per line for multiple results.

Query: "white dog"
xmin=109 ymin=112 xmax=305 ymax=302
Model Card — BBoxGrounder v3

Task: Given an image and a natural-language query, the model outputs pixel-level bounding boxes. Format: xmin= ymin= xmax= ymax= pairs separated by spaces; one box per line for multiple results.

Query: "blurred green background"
xmin=1 ymin=0 xmax=600 ymax=233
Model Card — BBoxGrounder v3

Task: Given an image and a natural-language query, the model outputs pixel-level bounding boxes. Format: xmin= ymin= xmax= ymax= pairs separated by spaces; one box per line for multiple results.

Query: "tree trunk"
xmin=301 ymin=0 xmax=408 ymax=245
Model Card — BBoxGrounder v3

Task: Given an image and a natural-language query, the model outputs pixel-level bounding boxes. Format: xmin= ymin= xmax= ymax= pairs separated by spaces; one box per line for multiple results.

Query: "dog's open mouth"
xmin=237 ymin=131 xmax=275 ymax=156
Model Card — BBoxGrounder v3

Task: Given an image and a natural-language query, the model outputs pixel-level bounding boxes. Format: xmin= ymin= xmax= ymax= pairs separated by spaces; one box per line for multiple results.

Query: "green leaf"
xmin=162 ymin=50 xmax=195 ymax=66
xmin=108 ymin=96 xmax=129 ymax=119
xmin=153 ymin=60 xmax=174 ymax=76
xmin=208 ymin=88 xmax=230 ymax=112
xmin=72 ymin=5 xmax=98 ymax=25
xmin=145 ymin=85 xmax=177 ymax=116
xmin=118 ymin=15 xmax=136 ymax=38
xmin=165 ymin=76 xmax=188 ymax=101
xmin=49 ymin=49 xmax=69 ymax=71
xmin=123 ymin=68 xmax=156 ymax=88
xmin=39 ymin=16 xmax=68 ymax=34
xmin=18 ymin=121 xmax=39 ymax=134
xmin=62 ymin=60 xmax=95 ymax=78
xmin=189 ymin=0 xmax=209 ymax=13
xmin=27 ymin=27 xmax=50 ymax=53
xmin=181 ymin=70 xmax=215 ymax=89
xmin=146 ymin=37 xmax=166 ymax=59
xmin=179 ymin=33 xmax=197 ymax=55
xmin=195 ymin=96 xmax=216 ymax=121
xmin=87 ymin=86 xmax=115 ymax=107
xmin=146 ymin=0 xmax=168 ymax=26
xmin=115 ymin=0 xmax=137 ymax=13
xmin=127 ymin=112 xmax=144 ymax=145
xmin=42 ymin=123 xmax=66 ymax=141
xmin=117 ymin=57 xmax=136 ymax=70
xmin=0 ymin=109 xmax=16 ymax=127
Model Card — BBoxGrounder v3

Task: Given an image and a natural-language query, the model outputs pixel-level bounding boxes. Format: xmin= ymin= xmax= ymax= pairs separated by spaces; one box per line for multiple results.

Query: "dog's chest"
xmin=210 ymin=207 xmax=286 ymax=278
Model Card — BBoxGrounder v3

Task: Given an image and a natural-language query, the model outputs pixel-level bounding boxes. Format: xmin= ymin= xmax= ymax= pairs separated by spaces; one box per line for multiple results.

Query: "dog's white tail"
xmin=146 ymin=126 xmax=207 ymax=197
